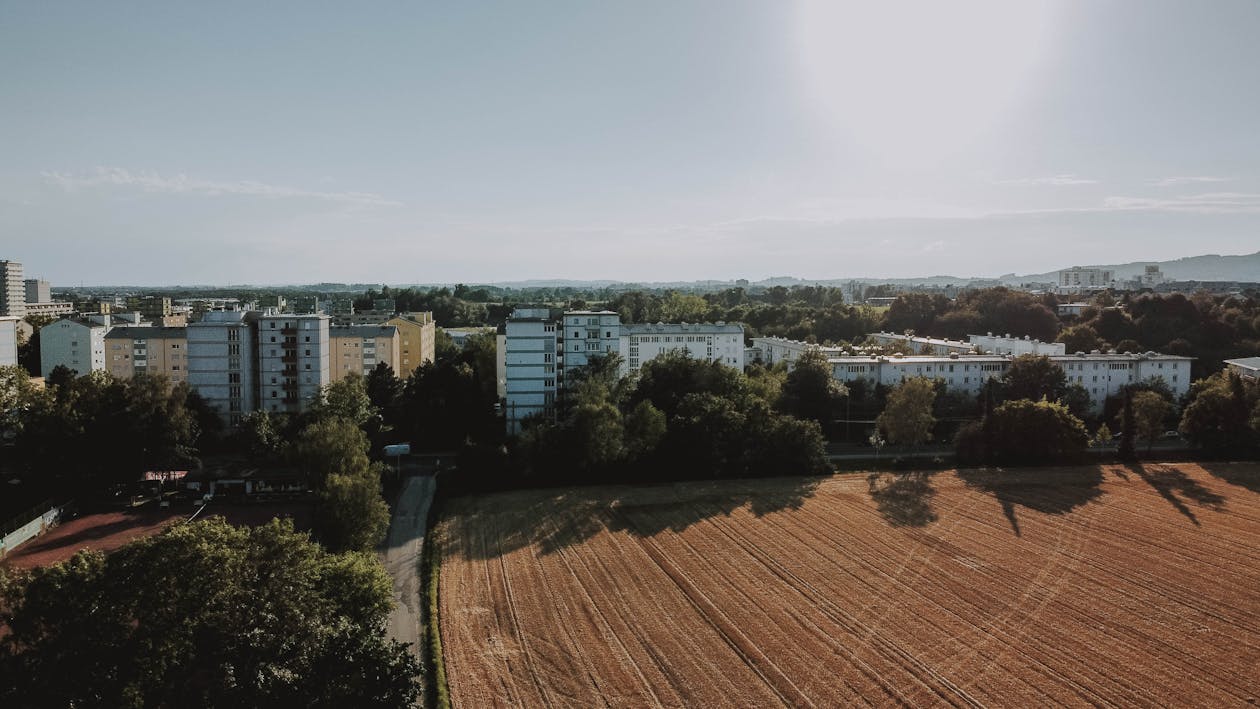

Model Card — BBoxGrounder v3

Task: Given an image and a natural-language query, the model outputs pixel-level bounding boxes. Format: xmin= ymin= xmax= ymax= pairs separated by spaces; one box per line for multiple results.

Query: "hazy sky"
xmin=3 ymin=1 xmax=1258 ymax=285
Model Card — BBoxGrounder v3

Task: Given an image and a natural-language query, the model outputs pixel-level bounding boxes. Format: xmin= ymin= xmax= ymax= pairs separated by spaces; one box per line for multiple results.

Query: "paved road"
xmin=381 ymin=474 xmax=436 ymax=663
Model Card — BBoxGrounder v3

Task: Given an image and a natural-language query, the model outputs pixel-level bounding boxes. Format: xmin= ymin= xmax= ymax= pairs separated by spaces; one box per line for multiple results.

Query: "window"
xmin=228 ymin=344 xmax=240 ymax=356
xmin=228 ymin=329 xmax=240 ymax=342
xmin=305 ymin=349 xmax=311 ymax=356
xmin=228 ymin=372 xmax=240 ymax=383
xmin=304 ymin=364 xmax=311 ymax=370
xmin=270 ymin=336 xmax=276 ymax=343
xmin=305 ymin=336 xmax=310 ymax=343
xmin=171 ymin=365 xmax=180 ymax=371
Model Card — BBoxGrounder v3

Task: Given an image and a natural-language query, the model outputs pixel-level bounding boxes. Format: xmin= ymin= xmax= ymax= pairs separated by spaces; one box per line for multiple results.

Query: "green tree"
xmin=0 ymin=518 xmax=419 ymax=707
xmin=1132 ymin=389 xmax=1173 ymax=452
xmin=877 ymin=377 xmax=937 ymax=447
xmin=312 ymin=374 xmax=377 ymax=428
xmin=986 ymin=398 xmax=1089 ymax=465
xmin=623 ymin=400 xmax=666 ymax=458
xmin=779 ymin=349 xmax=847 ymax=426
xmin=288 ymin=418 xmax=373 ymax=487
xmin=1057 ymin=324 xmax=1101 ymax=353
xmin=317 ymin=466 xmax=391 ymax=552
xmin=1000 ymin=354 xmax=1068 ymax=403
xmin=1179 ymin=371 xmax=1257 ymax=453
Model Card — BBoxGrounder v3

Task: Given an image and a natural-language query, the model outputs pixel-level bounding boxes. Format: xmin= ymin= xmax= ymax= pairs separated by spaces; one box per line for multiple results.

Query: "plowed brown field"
xmin=437 ymin=462 xmax=1260 ymax=707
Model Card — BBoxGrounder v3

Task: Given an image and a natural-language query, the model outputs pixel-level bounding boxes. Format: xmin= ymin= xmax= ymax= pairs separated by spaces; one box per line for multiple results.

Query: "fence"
xmin=0 ymin=500 xmax=72 ymax=559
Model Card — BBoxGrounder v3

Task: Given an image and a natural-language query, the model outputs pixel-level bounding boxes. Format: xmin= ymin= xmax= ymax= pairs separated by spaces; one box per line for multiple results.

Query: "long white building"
xmin=504 ymin=308 xmax=747 ymax=433
xmin=868 ymin=331 xmax=1065 ymax=356
xmin=619 ymin=321 xmax=744 ymax=375
xmin=826 ymin=351 xmax=1191 ymax=413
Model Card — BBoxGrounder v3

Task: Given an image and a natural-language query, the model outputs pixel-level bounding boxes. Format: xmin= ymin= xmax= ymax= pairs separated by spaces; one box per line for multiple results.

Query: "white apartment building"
xmin=1225 ymin=357 xmax=1260 ymax=382
xmin=1058 ymin=266 xmax=1115 ymax=291
xmin=187 ymin=311 xmax=258 ymax=426
xmin=39 ymin=316 xmax=113 ymax=377
xmin=1058 ymin=302 xmax=1092 ymax=317
xmin=504 ymin=308 xmax=748 ymax=433
xmin=504 ymin=308 xmax=561 ymax=434
xmin=0 ymin=261 xmax=25 ymax=318
xmin=620 ymin=322 xmax=744 ymax=375
xmin=23 ymin=301 xmax=74 ymax=318
xmin=868 ymin=331 xmax=1066 ymax=356
xmin=826 ymin=351 xmax=1191 ymax=413
xmin=0 ymin=316 xmax=19 ymax=367
xmin=257 ymin=314 xmax=330 ymax=416
xmin=968 ymin=333 xmax=1066 ymax=356
xmin=750 ymin=337 xmax=848 ymax=367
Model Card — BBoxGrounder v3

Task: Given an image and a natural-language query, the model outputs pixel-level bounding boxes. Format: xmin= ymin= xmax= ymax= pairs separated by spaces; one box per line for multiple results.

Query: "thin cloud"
xmin=43 ymin=167 xmax=401 ymax=207
xmin=1100 ymin=192 xmax=1260 ymax=214
xmin=994 ymin=174 xmax=1097 ymax=186
xmin=1146 ymin=176 xmax=1232 ymax=187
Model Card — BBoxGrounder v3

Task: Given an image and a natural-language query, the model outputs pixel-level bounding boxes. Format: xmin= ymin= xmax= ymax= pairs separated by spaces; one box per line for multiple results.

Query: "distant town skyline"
xmin=3 ymin=1 xmax=1259 ymax=285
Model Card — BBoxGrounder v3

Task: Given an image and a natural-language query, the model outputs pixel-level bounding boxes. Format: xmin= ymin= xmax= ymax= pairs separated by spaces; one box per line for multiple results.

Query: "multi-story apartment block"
xmin=23 ymin=301 xmax=74 ymax=318
xmin=257 ymin=314 xmax=330 ymax=415
xmin=386 ymin=311 xmax=436 ymax=379
xmin=0 ymin=316 xmax=19 ymax=367
xmin=750 ymin=337 xmax=848 ymax=367
xmin=0 ymin=261 xmax=25 ymax=318
xmin=619 ymin=321 xmax=744 ymax=375
xmin=504 ymin=308 xmax=562 ymax=433
xmin=329 ymin=325 xmax=400 ymax=382
xmin=138 ymin=296 xmax=172 ymax=321
xmin=187 ymin=311 xmax=258 ymax=426
xmin=23 ymin=279 xmax=50 ymax=304
xmin=868 ymin=331 xmax=1065 ymax=357
xmin=39 ymin=315 xmax=114 ymax=377
xmin=1058 ymin=267 xmax=1115 ymax=291
xmin=105 ymin=326 xmax=189 ymax=384
xmin=1225 ymin=357 xmax=1260 ymax=382
xmin=504 ymin=308 xmax=748 ymax=433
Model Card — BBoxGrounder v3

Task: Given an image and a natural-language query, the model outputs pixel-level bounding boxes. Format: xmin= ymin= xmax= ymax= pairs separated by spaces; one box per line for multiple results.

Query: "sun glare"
xmin=794 ymin=0 xmax=1061 ymax=166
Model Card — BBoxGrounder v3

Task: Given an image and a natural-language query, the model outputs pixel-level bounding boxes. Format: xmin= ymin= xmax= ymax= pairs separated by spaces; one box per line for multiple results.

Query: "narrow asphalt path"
xmin=381 ymin=473 xmax=436 ymax=663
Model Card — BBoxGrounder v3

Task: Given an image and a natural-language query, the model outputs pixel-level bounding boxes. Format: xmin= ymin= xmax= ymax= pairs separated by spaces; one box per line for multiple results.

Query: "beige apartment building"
xmin=105 ymin=326 xmax=189 ymax=384
xmin=386 ymin=311 xmax=436 ymax=379
xmin=329 ymin=325 xmax=401 ymax=382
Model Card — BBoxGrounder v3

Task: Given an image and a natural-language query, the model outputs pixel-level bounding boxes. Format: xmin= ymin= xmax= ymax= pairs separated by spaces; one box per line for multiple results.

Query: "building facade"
xmin=257 ymin=314 xmax=330 ymax=415
xmin=23 ymin=279 xmax=50 ymax=304
xmin=504 ymin=308 xmax=748 ymax=433
xmin=1058 ymin=267 xmax=1115 ymax=291
xmin=0 ymin=316 xmax=18 ymax=367
xmin=187 ymin=311 xmax=258 ymax=426
xmin=39 ymin=316 xmax=111 ymax=377
xmin=1225 ymin=357 xmax=1260 ymax=382
xmin=329 ymin=325 xmax=400 ymax=382
xmin=0 ymin=261 xmax=25 ymax=318
xmin=825 ymin=351 xmax=1191 ymax=413
xmin=619 ymin=321 xmax=744 ymax=375
xmin=386 ymin=311 xmax=436 ymax=379
xmin=105 ymin=327 xmax=189 ymax=384
xmin=503 ymin=308 xmax=561 ymax=433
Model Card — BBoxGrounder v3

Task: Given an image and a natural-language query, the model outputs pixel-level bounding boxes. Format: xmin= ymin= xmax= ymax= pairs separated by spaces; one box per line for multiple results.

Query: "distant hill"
xmin=1007 ymin=251 xmax=1260 ymax=285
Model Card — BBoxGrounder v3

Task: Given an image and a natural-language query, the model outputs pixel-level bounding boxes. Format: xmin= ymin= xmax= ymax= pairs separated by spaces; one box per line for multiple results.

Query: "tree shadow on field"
xmin=956 ymin=466 xmax=1104 ymax=537
xmin=1200 ymin=461 xmax=1260 ymax=494
xmin=866 ymin=472 xmax=938 ymax=527
xmin=1127 ymin=462 xmax=1225 ymax=526
xmin=440 ymin=475 xmax=822 ymax=561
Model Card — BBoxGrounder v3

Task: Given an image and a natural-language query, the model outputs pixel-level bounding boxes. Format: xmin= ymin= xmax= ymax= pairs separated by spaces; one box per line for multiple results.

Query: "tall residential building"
xmin=504 ymin=308 xmax=747 ymax=433
xmin=504 ymin=308 xmax=562 ymax=433
xmin=329 ymin=325 xmax=400 ymax=382
xmin=39 ymin=316 xmax=112 ymax=377
xmin=138 ymin=296 xmax=173 ymax=321
xmin=23 ymin=279 xmax=50 ymax=304
xmin=257 ymin=314 xmax=330 ymax=415
xmin=0 ymin=261 xmax=25 ymax=317
xmin=386 ymin=311 xmax=436 ymax=379
xmin=0 ymin=316 xmax=19 ymax=367
xmin=106 ymin=326 xmax=189 ymax=384
xmin=187 ymin=311 xmax=258 ymax=426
